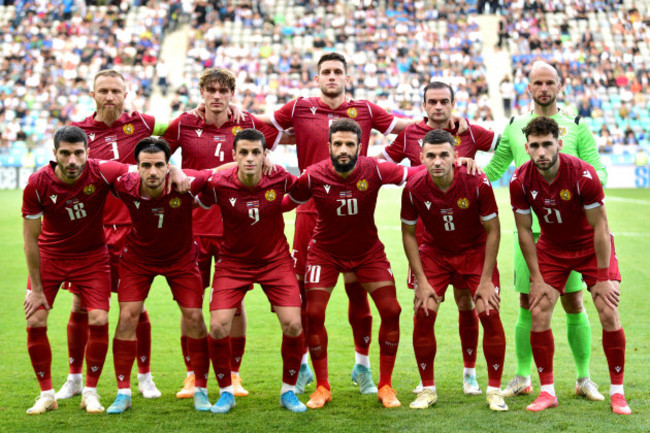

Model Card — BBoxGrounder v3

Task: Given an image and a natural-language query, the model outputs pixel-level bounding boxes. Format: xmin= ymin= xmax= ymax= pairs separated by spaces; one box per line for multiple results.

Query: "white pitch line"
xmin=606 ymin=196 xmax=650 ymax=206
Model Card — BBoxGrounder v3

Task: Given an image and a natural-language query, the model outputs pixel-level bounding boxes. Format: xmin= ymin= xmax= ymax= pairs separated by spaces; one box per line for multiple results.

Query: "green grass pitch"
xmin=0 ymin=187 xmax=648 ymax=432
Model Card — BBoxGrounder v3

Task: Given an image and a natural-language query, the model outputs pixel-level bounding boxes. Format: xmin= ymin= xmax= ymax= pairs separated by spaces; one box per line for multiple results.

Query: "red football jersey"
xmin=510 ymin=153 xmax=605 ymax=251
xmin=22 ymin=159 xmax=127 ymax=259
xmin=401 ymin=166 xmax=499 ymax=254
xmin=383 ymin=118 xmax=497 ymax=166
xmin=196 ymin=166 xmax=296 ymax=263
xmin=289 ymin=156 xmax=407 ymax=259
xmin=113 ymin=169 xmax=211 ymax=265
xmin=163 ymin=112 xmax=281 ymax=237
xmin=72 ymin=112 xmax=156 ymax=226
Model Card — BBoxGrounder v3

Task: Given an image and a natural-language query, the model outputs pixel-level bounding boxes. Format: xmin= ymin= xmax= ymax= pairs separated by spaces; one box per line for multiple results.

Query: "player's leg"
xmin=56 ymin=289 xmax=87 ymax=400
xmin=136 ymin=304 xmax=160 ymax=399
xmin=561 ymin=276 xmax=602 ymax=400
xmin=230 ymin=301 xmax=249 ymax=397
xmin=26 ymin=304 xmax=57 ymax=415
xmin=108 ymin=300 xmax=144 ymax=414
xmin=292 ymin=212 xmax=316 ymax=393
xmin=452 ymin=285 xmax=481 ymax=396
xmin=274 ymin=306 xmax=306 ymax=412
xmin=502 ymin=236 xmax=534 ymax=397
xmin=410 ymin=291 xmax=442 ymax=409
xmin=526 ymin=285 xmax=561 ymax=412
xmin=363 ymin=278 xmax=401 ymax=408
xmin=208 ymin=307 xmax=238 ymax=414
xmin=179 ymin=305 xmax=211 ymax=411
xmin=304 ymin=287 xmax=334 ymax=409
xmin=344 ymin=272 xmax=374 ymax=388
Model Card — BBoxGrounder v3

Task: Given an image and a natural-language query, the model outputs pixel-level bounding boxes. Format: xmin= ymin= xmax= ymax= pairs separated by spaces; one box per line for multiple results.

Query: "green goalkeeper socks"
xmin=566 ymin=311 xmax=591 ymax=379
xmin=514 ymin=307 xmax=533 ymax=377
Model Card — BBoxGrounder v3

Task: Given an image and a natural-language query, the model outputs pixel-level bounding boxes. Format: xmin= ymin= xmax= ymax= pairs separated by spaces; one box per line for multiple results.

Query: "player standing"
xmin=196 ymin=129 xmax=305 ymax=414
xmin=22 ymin=126 xmax=130 ymax=414
xmin=485 ymin=62 xmax=607 ymax=400
xmin=382 ymin=81 xmax=498 ymax=395
xmin=510 ymin=117 xmax=629 ymax=415
xmin=288 ymin=118 xmax=418 ymax=409
xmin=57 ymin=69 xmax=169 ymax=400
xmin=163 ymin=68 xmax=282 ymax=398
xmin=106 ymin=138 xmax=212 ymax=414
xmin=401 ymin=130 xmax=507 ymax=411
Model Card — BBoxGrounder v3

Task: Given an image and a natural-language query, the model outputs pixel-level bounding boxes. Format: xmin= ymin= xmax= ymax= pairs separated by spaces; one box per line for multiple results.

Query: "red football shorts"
xmin=28 ymin=250 xmax=111 ymax=311
xmin=537 ymin=234 xmax=621 ymax=294
xmin=66 ymin=224 xmax=130 ymax=295
xmin=117 ymin=247 xmax=204 ymax=308
xmin=209 ymin=255 xmax=301 ymax=310
xmin=419 ymin=244 xmax=500 ymax=297
xmin=194 ymin=235 xmax=222 ymax=289
xmin=291 ymin=211 xmax=317 ymax=276
xmin=304 ymin=241 xmax=395 ymax=289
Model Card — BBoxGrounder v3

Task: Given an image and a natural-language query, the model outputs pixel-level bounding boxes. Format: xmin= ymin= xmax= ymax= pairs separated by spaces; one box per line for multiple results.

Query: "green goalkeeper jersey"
xmin=484 ymin=109 xmax=607 ymax=232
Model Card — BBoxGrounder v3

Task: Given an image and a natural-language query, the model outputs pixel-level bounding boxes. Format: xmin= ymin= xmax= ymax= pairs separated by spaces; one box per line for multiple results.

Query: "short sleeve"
xmin=22 ymin=180 xmax=43 ymax=219
xmin=400 ymin=186 xmax=418 ymax=225
xmin=376 ymin=160 xmax=408 ymax=186
xmin=162 ymin=115 xmax=182 ymax=153
xmin=472 ymin=124 xmax=498 ymax=152
xmin=383 ymin=131 xmax=406 ymax=163
xmin=270 ymin=99 xmax=299 ymax=131
xmin=578 ymin=163 xmax=605 ymax=209
xmin=367 ymin=101 xmax=397 ymax=135
xmin=186 ymin=169 xmax=212 ymax=195
xmin=288 ymin=171 xmax=312 ymax=204
xmin=509 ymin=170 xmax=531 ymax=214
xmin=477 ymin=174 xmax=499 ymax=220
xmin=251 ymin=114 xmax=281 ymax=151
xmin=98 ymin=160 xmax=129 ymax=184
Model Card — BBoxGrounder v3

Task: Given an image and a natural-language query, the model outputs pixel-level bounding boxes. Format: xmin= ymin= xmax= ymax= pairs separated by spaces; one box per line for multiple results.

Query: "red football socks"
xmin=478 ymin=311 xmax=506 ymax=388
xmin=531 ymin=329 xmax=554 ymax=385
xmin=27 ymin=326 xmax=52 ymax=391
xmin=370 ymin=285 xmax=401 ymax=389
xmin=306 ymin=290 xmax=331 ymax=389
xmin=603 ymin=327 xmax=626 ymax=385
xmin=282 ymin=333 xmax=305 ymax=385
xmin=208 ymin=335 xmax=232 ymax=388
xmin=113 ymin=338 xmax=137 ymax=389
xmin=188 ymin=337 xmax=210 ymax=388
xmin=345 ymin=281 xmax=373 ymax=356
xmin=85 ymin=324 xmax=108 ymax=387
xmin=459 ymin=309 xmax=479 ymax=369
xmin=230 ymin=336 xmax=246 ymax=373
xmin=66 ymin=311 xmax=88 ymax=375
xmin=413 ymin=309 xmax=437 ymax=387
xmin=136 ymin=311 xmax=152 ymax=374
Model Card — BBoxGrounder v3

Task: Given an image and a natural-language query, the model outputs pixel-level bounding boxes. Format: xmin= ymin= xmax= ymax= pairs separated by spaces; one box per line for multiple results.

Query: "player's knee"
xmin=453 ymin=288 xmax=474 ymax=310
xmin=88 ymin=309 xmax=108 ymax=326
xmin=594 ymin=303 xmax=620 ymax=330
xmin=377 ymin=302 xmax=401 ymax=323
xmin=281 ymin=318 xmax=303 ymax=337
xmin=561 ymin=292 xmax=584 ymax=314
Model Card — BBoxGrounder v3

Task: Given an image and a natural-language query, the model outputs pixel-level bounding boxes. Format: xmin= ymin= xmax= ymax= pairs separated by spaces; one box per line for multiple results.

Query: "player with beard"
xmin=55 ymin=70 xmax=169 ymax=401
xmin=484 ymin=62 xmax=607 ymax=400
xmin=510 ymin=117 xmax=629 ymax=415
xmin=268 ymin=52 xmax=468 ymax=395
xmin=381 ymin=81 xmax=498 ymax=395
xmin=287 ymin=119 xmax=424 ymax=409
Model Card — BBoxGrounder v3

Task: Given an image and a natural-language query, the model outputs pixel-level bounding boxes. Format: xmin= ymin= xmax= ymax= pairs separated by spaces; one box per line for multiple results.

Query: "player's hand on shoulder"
xmin=169 ymin=168 xmax=190 ymax=193
xmin=24 ymin=289 xmax=50 ymax=319
xmin=457 ymin=157 xmax=482 ymax=175
xmin=263 ymin=156 xmax=279 ymax=175
xmin=229 ymin=104 xmax=247 ymax=123
xmin=188 ymin=102 xmax=205 ymax=119
xmin=591 ymin=280 xmax=620 ymax=308
xmin=450 ymin=115 xmax=469 ymax=133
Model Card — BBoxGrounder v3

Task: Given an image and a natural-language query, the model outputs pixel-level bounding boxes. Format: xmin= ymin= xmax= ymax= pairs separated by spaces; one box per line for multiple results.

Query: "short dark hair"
xmin=423 ymin=81 xmax=455 ymax=103
xmin=317 ymin=52 xmax=347 ymax=73
xmin=233 ymin=128 xmax=266 ymax=150
xmin=134 ymin=137 xmax=171 ymax=163
xmin=524 ymin=117 xmax=559 ymax=140
xmin=422 ymin=129 xmax=455 ymax=149
xmin=54 ymin=126 xmax=88 ymax=150
xmin=329 ymin=118 xmax=362 ymax=144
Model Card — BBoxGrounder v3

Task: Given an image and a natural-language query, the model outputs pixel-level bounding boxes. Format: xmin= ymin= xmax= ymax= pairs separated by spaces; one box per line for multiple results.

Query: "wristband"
xmin=597 ymin=268 xmax=609 ymax=282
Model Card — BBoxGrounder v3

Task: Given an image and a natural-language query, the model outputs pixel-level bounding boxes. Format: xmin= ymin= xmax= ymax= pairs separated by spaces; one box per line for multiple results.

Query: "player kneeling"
xmin=196 ymin=129 xmax=306 ymax=414
xmin=401 ymin=130 xmax=507 ymax=411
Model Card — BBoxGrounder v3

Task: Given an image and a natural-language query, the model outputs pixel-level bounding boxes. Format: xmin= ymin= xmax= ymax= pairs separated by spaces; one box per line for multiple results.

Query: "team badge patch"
xmin=265 ymin=189 xmax=276 ymax=201
xmin=559 ymin=126 xmax=567 ymax=137
xmin=347 ymin=108 xmax=358 ymax=118
xmin=560 ymin=189 xmax=572 ymax=201
xmin=454 ymin=136 xmax=461 ymax=147
xmin=83 ymin=184 xmax=96 ymax=195
xmin=232 ymin=126 xmax=243 ymax=135
xmin=169 ymin=197 xmax=182 ymax=208
xmin=457 ymin=198 xmax=469 ymax=209
xmin=356 ymin=179 xmax=368 ymax=191
xmin=123 ymin=123 xmax=134 ymax=135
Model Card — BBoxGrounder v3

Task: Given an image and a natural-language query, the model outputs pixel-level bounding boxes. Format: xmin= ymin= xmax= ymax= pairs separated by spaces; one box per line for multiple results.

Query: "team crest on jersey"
xmin=347 ymin=108 xmax=358 ymax=118
xmin=83 ymin=184 xmax=96 ymax=195
xmin=457 ymin=198 xmax=469 ymax=209
xmin=559 ymin=126 xmax=567 ymax=137
xmin=560 ymin=189 xmax=572 ymax=201
xmin=123 ymin=123 xmax=134 ymax=135
xmin=356 ymin=179 xmax=368 ymax=191
xmin=265 ymin=189 xmax=277 ymax=201
xmin=231 ymin=126 xmax=243 ymax=136
xmin=454 ymin=136 xmax=461 ymax=147
xmin=169 ymin=197 xmax=182 ymax=208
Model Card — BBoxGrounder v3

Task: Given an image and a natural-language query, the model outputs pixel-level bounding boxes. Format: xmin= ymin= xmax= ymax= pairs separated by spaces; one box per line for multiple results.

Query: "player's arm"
xmin=484 ymin=123 xmax=514 ymax=182
xmin=576 ymin=123 xmax=608 ymax=185
xmin=585 ymin=205 xmax=619 ymax=308
xmin=23 ymin=217 xmax=49 ymax=317
xmin=474 ymin=215 xmax=500 ymax=314
xmin=402 ymin=222 xmax=439 ymax=313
